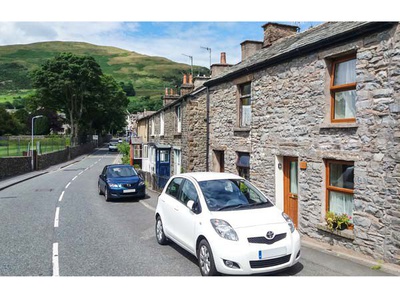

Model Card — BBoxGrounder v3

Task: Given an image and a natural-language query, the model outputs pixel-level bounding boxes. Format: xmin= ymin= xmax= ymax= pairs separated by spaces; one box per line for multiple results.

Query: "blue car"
xmin=98 ymin=164 xmax=146 ymax=201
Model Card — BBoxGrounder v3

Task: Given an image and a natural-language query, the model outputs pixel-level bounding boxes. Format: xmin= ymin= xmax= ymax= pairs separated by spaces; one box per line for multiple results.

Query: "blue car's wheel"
xmin=105 ymin=187 xmax=111 ymax=202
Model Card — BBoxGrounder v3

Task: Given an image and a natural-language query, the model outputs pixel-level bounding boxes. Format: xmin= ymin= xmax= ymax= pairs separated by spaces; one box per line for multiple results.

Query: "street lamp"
xmin=31 ymin=115 xmax=43 ymax=170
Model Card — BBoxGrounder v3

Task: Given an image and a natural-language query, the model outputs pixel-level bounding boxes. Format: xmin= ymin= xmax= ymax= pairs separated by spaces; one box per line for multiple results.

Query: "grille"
xmin=250 ymin=254 xmax=291 ymax=269
xmin=248 ymin=233 xmax=287 ymax=245
xmin=122 ymin=183 xmax=137 ymax=188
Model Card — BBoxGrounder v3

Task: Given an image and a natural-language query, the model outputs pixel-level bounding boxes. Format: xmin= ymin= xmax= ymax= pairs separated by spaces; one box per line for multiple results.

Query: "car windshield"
xmin=198 ymin=179 xmax=272 ymax=211
xmin=107 ymin=166 xmax=137 ymax=178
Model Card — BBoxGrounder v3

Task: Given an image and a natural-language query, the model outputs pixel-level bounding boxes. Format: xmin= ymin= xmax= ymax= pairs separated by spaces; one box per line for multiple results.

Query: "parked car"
xmin=98 ymin=164 xmax=146 ymax=201
xmin=118 ymin=138 xmax=123 ymax=143
xmin=108 ymin=142 xmax=118 ymax=152
xmin=155 ymin=172 xmax=301 ymax=276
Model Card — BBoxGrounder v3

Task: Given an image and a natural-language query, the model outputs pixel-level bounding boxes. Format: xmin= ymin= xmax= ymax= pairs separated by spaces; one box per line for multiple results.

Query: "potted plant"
xmin=325 ymin=211 xmax=352 ymax=231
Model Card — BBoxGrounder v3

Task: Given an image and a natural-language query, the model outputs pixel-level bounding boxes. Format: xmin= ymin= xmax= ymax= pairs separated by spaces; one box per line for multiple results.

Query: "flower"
xmin=325 ymin=211 xmax=352 ymax=231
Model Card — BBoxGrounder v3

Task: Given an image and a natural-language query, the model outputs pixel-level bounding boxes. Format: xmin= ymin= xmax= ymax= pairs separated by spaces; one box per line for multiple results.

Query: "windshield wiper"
xmin=217 ymin=203 xmax=250 ymax=211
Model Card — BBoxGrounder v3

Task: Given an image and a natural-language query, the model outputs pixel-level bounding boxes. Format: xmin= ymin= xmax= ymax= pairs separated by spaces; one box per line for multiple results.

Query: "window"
xmin=151 ymin=118 xmax=155 ymax=136
xmin=159 ymin=150 xmax=169 ymax=163
xmin=326 ymin=160 xmax=354 ymax=217
xmin=330 ymin=55 xmax=356 ymax=122
xmin=166 ymin=177 xmax=183 ymax=199
xmin=239 ymin=82 xmax=251 ymax=127
xmin=237 ymin=152 xmax=250 ymax=180
xmin=143 ymin=145 xmax=148 ymax=159
xmin=174 ymin=149 xmax=182 ymax=175
xmin=175 ymin=105 xmax=181 ymax=133
xmin=160 ymin=111 xmax=164 ymax=136
xmin=133 ymin=145 xmax=142 ymax=158
xmin=179 ymin=180 xmax=199 ymax=205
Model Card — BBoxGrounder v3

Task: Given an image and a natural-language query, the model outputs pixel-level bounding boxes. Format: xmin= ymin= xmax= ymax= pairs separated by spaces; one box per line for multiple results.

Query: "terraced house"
xmin=204 ymin=22 xmax=400 ymax=265
xmin=134 ymin=21 xmax=399 ymax=265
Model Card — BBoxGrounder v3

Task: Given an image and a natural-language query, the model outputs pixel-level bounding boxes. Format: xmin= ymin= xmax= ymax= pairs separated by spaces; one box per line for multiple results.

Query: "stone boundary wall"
xmin=0 ymin=156 xmax=31 ymax=180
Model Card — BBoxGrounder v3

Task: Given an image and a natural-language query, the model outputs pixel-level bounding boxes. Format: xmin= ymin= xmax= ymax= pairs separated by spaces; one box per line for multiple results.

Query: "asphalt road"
xmin=0 ymin=145 xmax=395 ymax=278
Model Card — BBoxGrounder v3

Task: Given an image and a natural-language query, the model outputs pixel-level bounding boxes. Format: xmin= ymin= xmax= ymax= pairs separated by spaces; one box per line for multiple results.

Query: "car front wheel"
xmin=98 ymin=183 xmax=103 ymax=195
xmin=155 ymin=216 xmax=168 ymax=245
xmin=197 ymin=239 xmax=218 ymax=276
xmin=104 ymin=187 xmax=111 ymax=202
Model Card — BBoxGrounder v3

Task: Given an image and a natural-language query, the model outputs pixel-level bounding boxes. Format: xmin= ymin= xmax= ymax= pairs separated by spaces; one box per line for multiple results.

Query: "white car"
xmin=155 ymin=172 xmax=301 ymax=276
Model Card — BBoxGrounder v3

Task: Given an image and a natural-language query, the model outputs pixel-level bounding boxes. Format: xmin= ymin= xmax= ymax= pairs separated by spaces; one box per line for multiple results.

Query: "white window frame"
xmin=174 ymin=149 xmax=182 ymax=175
xmin=160 ymin=111 xmax=165 ymax=136
xmin=176 ymin=105 xmax=182 ymax=133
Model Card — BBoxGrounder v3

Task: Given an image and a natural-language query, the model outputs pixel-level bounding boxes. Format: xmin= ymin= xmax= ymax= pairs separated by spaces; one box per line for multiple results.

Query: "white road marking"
xmin=139 ymin=200 xmax=156 ymax=212
xmin=65 ymin=182 xmax=71 ymax=189
xmin=58 ymin=191 xmax=65 ymax=202
xmin=72 ymin=175 xmax=78 ymax=181
xmin=78 ymin=171 xmax=83 ymax=175
xmin=52 ymin=243 xmax=59 ymax=276
xmin=54 ymin=207 xmax=60 ymax=227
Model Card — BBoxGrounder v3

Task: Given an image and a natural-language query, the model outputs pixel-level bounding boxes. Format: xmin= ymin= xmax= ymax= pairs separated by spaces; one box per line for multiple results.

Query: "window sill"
xmin=319 ymin=123 xmax=359 ymax=130
xmin=316 ymin=223 xmax=355 ymax=240
xmin=174 ymin=133 xmax=182 ymax=138
xmin=233 ymin=127 xmax=251 ymax=133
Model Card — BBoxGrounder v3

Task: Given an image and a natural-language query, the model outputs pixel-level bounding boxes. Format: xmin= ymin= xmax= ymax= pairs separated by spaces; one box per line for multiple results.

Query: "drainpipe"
xmin=206 ymin=87 xmax=210 ymax=172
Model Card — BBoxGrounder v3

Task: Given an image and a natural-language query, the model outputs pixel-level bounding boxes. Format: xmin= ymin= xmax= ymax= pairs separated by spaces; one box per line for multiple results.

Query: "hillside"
xmin=0 ymin=41 xmax=208 ymax=99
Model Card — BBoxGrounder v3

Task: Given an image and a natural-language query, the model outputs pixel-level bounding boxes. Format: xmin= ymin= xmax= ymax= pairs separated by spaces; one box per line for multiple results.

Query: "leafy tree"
xmin=0 ymin=107 xmax=21 ymax=135
xmin=120 ymin=81 xmax=136 ymax=97
xmin=31 ymin=52 xmax=103 ymax=144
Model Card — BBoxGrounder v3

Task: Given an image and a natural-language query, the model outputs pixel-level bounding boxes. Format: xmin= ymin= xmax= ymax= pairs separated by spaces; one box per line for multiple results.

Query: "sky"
xmin=0 ymin=1 xmax=395 ymax=68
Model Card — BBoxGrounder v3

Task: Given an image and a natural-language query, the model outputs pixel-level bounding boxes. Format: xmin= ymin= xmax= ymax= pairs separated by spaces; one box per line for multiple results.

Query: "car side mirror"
xmin=187 ymin=200 xmax=195 ymax=211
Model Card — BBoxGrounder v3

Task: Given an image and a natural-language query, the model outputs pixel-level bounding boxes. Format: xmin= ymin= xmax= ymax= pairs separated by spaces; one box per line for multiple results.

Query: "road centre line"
xmin=54 ymin=207 xmax=60 ymax=228
xmin=65 ymin=182 xmax=71 ymax=189
xmin=58 ymin=191 xmax=65 ymax=202
xmin=72 ymin=175 xmax=78 ymax=181
xmin=52 ymin=243 xmax=59 ymax=276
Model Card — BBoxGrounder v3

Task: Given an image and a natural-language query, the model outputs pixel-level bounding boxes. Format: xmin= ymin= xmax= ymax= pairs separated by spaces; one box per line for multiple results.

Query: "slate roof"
xmin=205 ymin=21 xmax=396 ymax=86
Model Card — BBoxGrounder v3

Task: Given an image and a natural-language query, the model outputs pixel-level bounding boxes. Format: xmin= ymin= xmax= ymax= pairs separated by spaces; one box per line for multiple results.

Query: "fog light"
xmin=223 ymin=259 xmax=240 ymax=269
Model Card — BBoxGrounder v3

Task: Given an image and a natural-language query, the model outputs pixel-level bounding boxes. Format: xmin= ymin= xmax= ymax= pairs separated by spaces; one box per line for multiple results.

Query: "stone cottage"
xmin=203 ymin=22 xmax=400 ymax=265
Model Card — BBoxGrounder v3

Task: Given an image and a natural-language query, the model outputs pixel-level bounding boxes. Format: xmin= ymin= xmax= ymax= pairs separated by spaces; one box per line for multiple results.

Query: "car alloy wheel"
xmin=155 ymin=216 xmax=168 ymax=245
xmin=198 ymin=239 xmax=218 ymax=276
xmin=105 ymin=188 xmax=110 ymax=202
xmin=98 ymin=183 xmax=103 ymax=195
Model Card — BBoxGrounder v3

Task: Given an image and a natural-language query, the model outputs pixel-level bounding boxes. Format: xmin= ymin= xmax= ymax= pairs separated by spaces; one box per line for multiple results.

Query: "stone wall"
xmin=208 ymin=24 xmax=400 ymax=264
xmin=0 ymin=156 xmax=31 ymax=180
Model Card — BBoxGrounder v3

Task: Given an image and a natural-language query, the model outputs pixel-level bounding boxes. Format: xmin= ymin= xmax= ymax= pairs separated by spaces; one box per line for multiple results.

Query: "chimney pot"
xmin=183 ymin=74 xmax=187 ymax=84
xmin=165 ymin=87 xmax=168 ymax=95
xmin=220 ymin=52 xmax=227 ymax=64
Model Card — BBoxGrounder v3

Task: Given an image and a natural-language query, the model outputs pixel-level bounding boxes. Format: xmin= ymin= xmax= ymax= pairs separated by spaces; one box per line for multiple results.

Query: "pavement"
xmin=1 ymin=151 xmax=399 ymax=276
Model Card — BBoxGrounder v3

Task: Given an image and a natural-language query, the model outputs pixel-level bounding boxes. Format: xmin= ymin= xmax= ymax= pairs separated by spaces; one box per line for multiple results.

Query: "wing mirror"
xmin=187 ymin=200 xmax=201 ymax=214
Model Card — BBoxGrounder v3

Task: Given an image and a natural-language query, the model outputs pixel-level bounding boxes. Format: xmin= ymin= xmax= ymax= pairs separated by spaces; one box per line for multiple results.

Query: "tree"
xmin=0 ymin=107 xmax=21 ymax=135
xmin=31 ymin=53 xmax=103 ymax=144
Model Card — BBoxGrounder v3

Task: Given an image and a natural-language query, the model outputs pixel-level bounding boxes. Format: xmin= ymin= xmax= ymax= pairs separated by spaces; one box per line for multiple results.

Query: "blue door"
xmin=156 ymin=148 xmax=170 ymax=189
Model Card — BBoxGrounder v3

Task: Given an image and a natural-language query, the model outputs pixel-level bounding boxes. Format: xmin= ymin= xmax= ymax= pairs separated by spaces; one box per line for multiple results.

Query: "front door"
xmin=284 ymin=157 xmax=299 ymax=227
xmin=156 ymin=149 xmax=171 ymax=189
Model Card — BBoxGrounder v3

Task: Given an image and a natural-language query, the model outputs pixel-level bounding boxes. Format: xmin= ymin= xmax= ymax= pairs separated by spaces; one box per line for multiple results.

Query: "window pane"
xmin=180 ymin=180 xmax=198 ymax=204
xmin=329 ymin=190 xmax=353 ymax=217
xmin=159 ymin=150 xmax=169 ymax=163
xmin=166 ymin=178 xmax=183 ymax=198
xmin=240 ymin=83 xmax=251 ymax=95
xmin=334 ymin=58 xmax=356 ymax=85
xmin=334 ymin=90 xmax=356 ymax=119
xmin=290 ymin=161 xmax=298 ymax=194
xmin=241 ymin=101 xmax=251 ymax=127
xmin=329 ymin=163 xmax=354 ymax=189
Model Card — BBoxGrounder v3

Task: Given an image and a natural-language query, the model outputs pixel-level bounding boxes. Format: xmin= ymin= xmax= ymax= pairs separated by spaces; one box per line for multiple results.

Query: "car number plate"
xmin=123 ymin=189 xmax=136 ymax=193
xmin=258 ymin=247 xmax=287 ymax=259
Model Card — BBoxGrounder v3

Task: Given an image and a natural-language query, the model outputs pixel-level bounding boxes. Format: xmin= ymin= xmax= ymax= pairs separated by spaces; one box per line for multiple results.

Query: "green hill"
xmin=0 ymin=41 xmax=208 ymax=100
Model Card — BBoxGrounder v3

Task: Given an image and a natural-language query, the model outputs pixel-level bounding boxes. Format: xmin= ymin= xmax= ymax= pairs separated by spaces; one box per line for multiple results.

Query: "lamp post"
xmin=31 ymin=115 xmax=43 ymax=170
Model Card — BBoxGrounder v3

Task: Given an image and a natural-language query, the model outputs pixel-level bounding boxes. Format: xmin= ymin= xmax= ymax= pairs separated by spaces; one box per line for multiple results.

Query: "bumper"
xmin=107 ymin=186 xmax=146 ymax=199
xmin=210 ymin=230 xmax=301 ymax=275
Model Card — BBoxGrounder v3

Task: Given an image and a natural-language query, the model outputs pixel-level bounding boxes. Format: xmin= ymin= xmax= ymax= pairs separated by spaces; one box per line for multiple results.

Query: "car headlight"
xmin=138 ymin=181 xmax=145 ymax=186
xmin=282 ymin=212 xmax=295 ymax=233
xmin=108 ymin=183 xmax=120 ymax=188
xmin=210 ymin=219 xmax=238 ymax=241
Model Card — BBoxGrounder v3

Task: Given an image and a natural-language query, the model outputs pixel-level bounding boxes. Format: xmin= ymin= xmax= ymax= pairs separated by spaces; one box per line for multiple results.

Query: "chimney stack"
xmin=211 ymin=52 xmax=232 ymax=78
xmin=163 ymin=87 xmax=179 ymax=106
xmin=180 ymin=73 xmax=194 ymax=96
xmin=262 ymin=22 xmax=298 ymax=47
xmin=240 ymin=40 xmax=263 ymax=61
